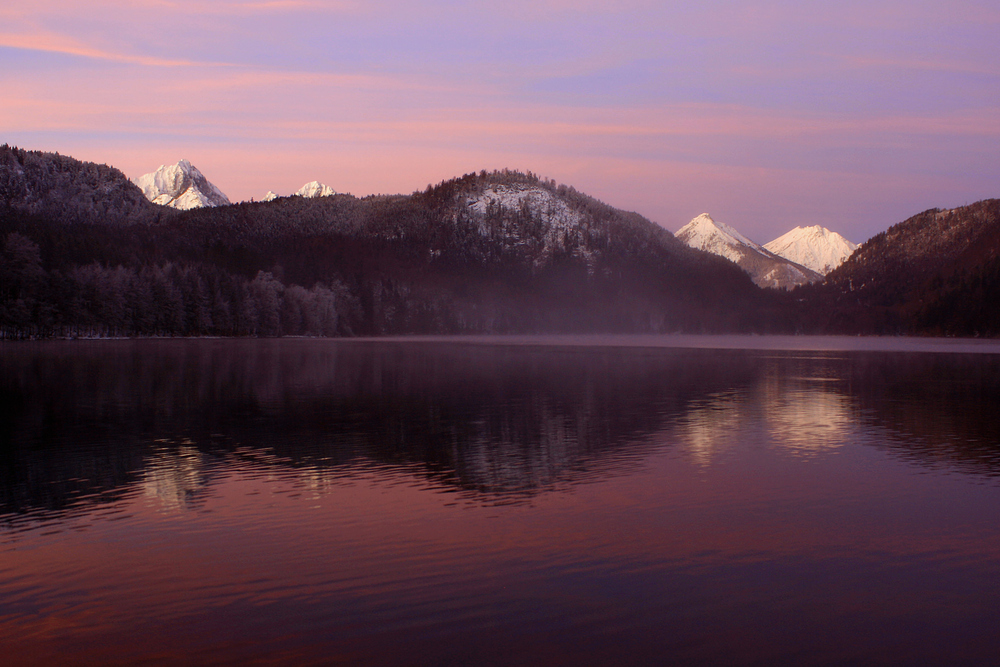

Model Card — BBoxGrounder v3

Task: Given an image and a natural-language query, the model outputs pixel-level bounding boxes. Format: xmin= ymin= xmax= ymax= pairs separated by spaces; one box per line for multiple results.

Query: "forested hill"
xmin=1 ymin=147 xmax=786 ymax=338
xmin=797 ymin=199 xmax=1000 ymax=335
xmin=0 ymin=145 xmax=161 ymax=226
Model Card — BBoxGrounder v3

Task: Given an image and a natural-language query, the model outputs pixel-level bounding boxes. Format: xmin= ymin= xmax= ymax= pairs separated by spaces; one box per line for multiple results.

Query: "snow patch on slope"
xmin=465 ymin=183 xmax=594 ymax=267
xmin=468 ymin=183 xmax=582 ymax=228
xmin=764 ymin=225 xmax=858 ymax=275
xmin=133 ymin=160 xmax=230 ymax=210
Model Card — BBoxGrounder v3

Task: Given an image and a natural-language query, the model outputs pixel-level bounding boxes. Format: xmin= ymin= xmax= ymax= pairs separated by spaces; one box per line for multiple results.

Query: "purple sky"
xmin=2 ymin=0 xmax=998 ymax=243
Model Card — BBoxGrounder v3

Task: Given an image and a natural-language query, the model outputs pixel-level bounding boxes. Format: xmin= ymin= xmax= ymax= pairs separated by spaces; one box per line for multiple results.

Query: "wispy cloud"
xmin=0 ymin=32 xmax=230 ymax=67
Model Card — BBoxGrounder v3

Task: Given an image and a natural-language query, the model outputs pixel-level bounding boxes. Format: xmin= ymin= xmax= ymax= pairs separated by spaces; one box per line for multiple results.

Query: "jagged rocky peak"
xmin=295 ymin=181 xmax=336 ymax=198
xmin=676 ymin=213 xmax=822 ymax=290
xmin=764 ymin=225 xmax=858 ymax=275
xmin=133 ymin=160 xmax=231 ymax=210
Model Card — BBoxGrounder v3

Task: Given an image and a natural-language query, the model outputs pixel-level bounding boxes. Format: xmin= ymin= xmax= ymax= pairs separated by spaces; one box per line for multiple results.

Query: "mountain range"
xmin=135 ymin=159 xmax=857 ymax=291
xmin=263 ymin=181 xmax=338 ymax=201
xmin=2 ymin=145 xmax=998 ymax=338
xmin=132 ymin=160 xmax=857 ymax=292
xmin=676 ymin=214 xmax=823 ymax=289
xmin=134 ymin=160 xmax=338 ymax=208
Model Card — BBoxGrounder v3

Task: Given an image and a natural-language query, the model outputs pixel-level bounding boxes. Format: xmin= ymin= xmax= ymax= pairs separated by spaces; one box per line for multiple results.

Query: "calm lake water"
xmin=2 ymin=336 xmax=1000 ymax=666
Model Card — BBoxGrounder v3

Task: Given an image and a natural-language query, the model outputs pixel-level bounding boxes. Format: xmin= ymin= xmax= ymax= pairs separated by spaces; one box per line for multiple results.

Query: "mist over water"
xmin=2 ymin=338 xmax=1000 ymax=665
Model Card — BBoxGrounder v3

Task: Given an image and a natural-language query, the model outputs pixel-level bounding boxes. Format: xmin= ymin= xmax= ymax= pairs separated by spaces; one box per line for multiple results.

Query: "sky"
xmin=2 ymin=0 xmax=999 ymax=243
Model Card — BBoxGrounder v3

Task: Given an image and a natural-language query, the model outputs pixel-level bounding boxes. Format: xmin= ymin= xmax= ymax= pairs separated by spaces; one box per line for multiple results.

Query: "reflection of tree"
xmin=3 ymin=343 xmax=999 ymax=522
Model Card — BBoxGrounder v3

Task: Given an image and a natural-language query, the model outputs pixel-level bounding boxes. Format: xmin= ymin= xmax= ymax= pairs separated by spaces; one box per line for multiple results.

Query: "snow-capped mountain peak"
xmin=677 ymin=213 xmax=763 ymax=262
xmin=295 ymin=181 xmax=336 ymax=198
xmin=263 ymin=191 xmax=279 ymax=202
xmin=764 ymin=225 xmax=858 ymax=275
xmin=676 ymin=213 xmax=821 ymax=289
xmin=133 ymin=160 xmax=230 ymax=210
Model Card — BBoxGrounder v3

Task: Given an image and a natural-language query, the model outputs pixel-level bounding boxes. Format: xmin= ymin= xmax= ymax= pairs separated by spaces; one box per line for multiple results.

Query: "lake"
xmin=2 ymin=336 xmax=1000 ymax=665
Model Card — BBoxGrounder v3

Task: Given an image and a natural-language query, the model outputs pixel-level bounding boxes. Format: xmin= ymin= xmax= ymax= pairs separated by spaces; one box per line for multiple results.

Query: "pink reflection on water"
xmin=2 ymin=436 xmax=1000 ymax=665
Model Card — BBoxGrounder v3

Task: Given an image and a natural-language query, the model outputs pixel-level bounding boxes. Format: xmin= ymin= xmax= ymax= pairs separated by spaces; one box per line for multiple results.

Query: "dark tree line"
xmin=1 ymin=232 xmax=343 ymax=339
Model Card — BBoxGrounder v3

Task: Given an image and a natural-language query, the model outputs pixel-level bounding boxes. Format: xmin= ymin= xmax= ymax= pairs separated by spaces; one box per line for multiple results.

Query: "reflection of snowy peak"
xmin=676 ymin=213 xmax=821 ymax=289
xmin=133 ymin=160 xmax=230 ymax=210
xmin=295 ymin=181 xmax=336 ymax=198
xmin=764 ymin=225 xmax=858 ymax=275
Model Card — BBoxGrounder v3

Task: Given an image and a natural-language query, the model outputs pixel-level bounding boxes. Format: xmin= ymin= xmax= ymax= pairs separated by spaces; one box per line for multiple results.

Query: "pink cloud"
xmin=4 ymin=0 xmax=361 ymax=15
xmin=0 ymin=31 xmax=228 ymax=67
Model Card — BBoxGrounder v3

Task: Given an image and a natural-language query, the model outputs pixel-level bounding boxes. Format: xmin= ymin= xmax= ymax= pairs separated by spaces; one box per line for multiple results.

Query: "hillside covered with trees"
xmin=5 ymin=145 xmax=1000 ymax=339
xmin=796 ymin=199 xmax=1000 ymax=336
xmin=1 ymin=146 xmax=789 ymax=339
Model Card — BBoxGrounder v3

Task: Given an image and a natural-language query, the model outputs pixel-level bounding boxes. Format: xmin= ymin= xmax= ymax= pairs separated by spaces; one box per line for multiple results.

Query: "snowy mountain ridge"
xmin=259 ymin=182 xmax=335 ymax=201
xmin=676 ymin=213 xmax=821 ymax=289
xmin=133 ymin=160 xmax=230 ymax=210
xmin=764 ymin=225 xmax=858 ymax=275
xmin=296 ymin=181 xmax=336 ymax=198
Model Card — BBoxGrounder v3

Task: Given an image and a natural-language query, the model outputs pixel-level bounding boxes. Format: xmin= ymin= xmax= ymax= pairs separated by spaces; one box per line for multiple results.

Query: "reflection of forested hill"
xmin=844 ymin=353 xmax=1000 ymax=475
xmin=0 ymin=340 xmax=760 ymax=517
xmin=3 ymin=342 xmax=999 ymax=520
